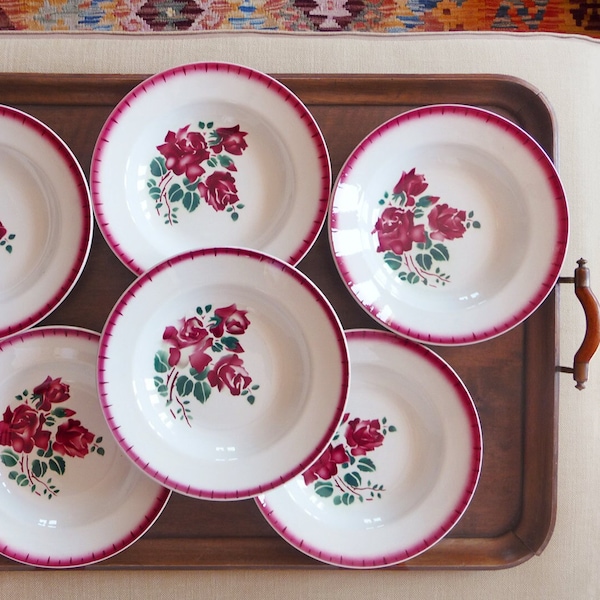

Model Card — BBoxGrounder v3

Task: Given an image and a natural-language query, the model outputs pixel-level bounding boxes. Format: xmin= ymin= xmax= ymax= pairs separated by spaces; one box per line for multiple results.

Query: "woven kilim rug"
xmin=0 ymin=0 xmax=598 ymax=34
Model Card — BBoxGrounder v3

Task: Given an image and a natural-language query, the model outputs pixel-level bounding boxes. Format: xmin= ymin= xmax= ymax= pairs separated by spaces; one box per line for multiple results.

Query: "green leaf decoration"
xmin=49 ymin=455 xmax=66 ymax=475
xmin=8 ymin=471 xmax=18 ymax=480
xmin=416 ymin=195 xmax=436 ymax=208
xmin=193 ymin=381 xmax=211 ymax=404
xmin=357 ymin=457 xmax=376 ymax=473
xmin=149 ymin=156 xmax=166 ymax=177
xmin=344 ymin=471 xmax=361 ymax=487
xmin=183 ymin=191 xmax=200 ymax=213
xmin=218 ymin=154 xmax=234 ymax=168
xmin=221 ymin=336 xmax=241 ymax=351
xmin=388 ymin=425 xmax=397 ymax=432
xmin=246 ymin=395 xmax=255 ymax=405
xmin=150 ymin=156 xmax=167 ymax=177
xmin=1 ymin=449 xmax=19 ymax=467
xmin=333 ymin=495 xmax=342 ymax=506
xmin=190 ymin=367 xmax=209 ymax=381
xmin=168 ymin=183 xmax=184 ymax=203
xmin=341 ymin=492 xmax=355 ymax=505
xmin=430 ymin=243 xmax=450 ymax=262
xmin=384 ymin=252 xmax=402 ymax=271
xmin=231 ymin=212 xmax=239 ymax=222
xmin=314 ymin=480 xmax=334 ymax=497
xmin=176 ymin=375 xmax=193 ymax=397
xmin=7 ymin=234 xmax=15 ymax=240
xmin=154 ymin=350 xmax=169 ymax=373
xmin=154 ymin=376 xmax=168 ymax=396
xmin=183 ymin=177 xmax=199 ymax=192
xmin=32 ymin=459 xmax=48 ymax=478
xmin=5 ymin=246 xmax=12 ymax=254
xmin=16 ymin=473 xmax=29 ymax=487
xmin=51 ymin=407 xmax=71 ymax=418
xmin=406 ymin=271 xmax=420 ymax=284
xmin=148 ymin=186 xmax=161 ymax=201
xmin=472 ymin=221 xmax=481 ymax=228
xmin=207 ymin=121 xmax=214 ymax=129
xmin=416 ymin=252 xmax=433 ymax=271
xmin=96 ymin=447 xmax=105 ymax=456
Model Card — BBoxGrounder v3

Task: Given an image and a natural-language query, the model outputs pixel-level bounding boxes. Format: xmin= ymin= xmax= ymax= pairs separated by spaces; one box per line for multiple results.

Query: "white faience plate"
xmin=256 ymin=328 xmax=482 ymax=569
xmin=98 ymin=247 xmax=349 ymax=500
xmin=329 ymin=104 xmax=569 ymax=345
xmin=0 ymin=327 xmax=170 ymax=568
xmin=91 ymin=62 xmax=331 ymax=274
xmin=0 ymin=106 xmax=92 ymax=340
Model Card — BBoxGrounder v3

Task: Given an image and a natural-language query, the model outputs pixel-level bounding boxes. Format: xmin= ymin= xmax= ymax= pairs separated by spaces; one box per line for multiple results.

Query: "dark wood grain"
xmin=0 ymin=73 xmax=559 ymax=570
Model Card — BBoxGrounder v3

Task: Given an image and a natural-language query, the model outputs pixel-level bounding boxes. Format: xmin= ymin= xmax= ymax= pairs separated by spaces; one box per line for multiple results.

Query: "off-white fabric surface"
xmin=0 ymin=31 xmax=598 ymax=599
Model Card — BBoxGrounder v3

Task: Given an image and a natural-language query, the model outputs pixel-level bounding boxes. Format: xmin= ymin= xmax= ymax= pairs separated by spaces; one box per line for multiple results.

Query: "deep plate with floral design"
xmin=91 ymin=62 xmax=331 ymax=274
xmin=0 ymin=106 xmax=92 ymax=340
xmin=98 ymin=247 xmax=349 ymax=500
xmin=329 ymin=104 xmax=569 ymax=345
xmin=256 ymin=329 xmax=482 ymax=569
xmin=0 ymin=327 xmax=170 ymax=568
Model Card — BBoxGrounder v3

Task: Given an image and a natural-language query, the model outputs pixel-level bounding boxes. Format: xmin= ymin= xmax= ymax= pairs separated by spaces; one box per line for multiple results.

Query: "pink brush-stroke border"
xmin=91 ymin=62 xmax=331 ymax=275
xmin=0 ymin=107 xmax=92 ymax=340
xmin=98 ymin=247 xmax=350 ymax=500
xmin=0 ymin=326 xmax=171 ymax=568
xmin=256 ymin=328 xmax=483 ymax=569
xmin=329 ymin=104 xmax=569 ymax=345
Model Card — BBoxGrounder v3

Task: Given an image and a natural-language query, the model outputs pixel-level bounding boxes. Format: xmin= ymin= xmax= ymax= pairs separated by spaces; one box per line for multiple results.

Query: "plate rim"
xmin=97 ymin=246 xmax=350 ymax=500
xmin=255 ymin=327 xmax=483 ymax=569
xmin=328 ymin=103 xmax=569 ymax=345
xmin=0 ymin=325 xmax=171 ymax=569
xmin=0 ymin=106 xmax=93 ymax=341
xmin=90 ymin=61 xmax=331 ymax=274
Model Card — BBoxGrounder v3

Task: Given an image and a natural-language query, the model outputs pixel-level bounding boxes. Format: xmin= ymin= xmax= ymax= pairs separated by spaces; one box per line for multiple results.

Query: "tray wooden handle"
xmin=560 ymin=259 xmax=600 ymax=390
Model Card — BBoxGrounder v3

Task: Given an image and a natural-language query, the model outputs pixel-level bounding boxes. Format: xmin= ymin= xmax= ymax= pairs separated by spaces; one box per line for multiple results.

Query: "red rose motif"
xmin=393 ymin=168 xmax=428 ymax=206
xmin=211 ymin=125 xmax=248 ymax=156
xmin=157 ymin=125 xmax=210 ymax=182
xmin=373 ymin=207 xmax=426 ymax=255
xmin=33 ymin=376 xmax=70 ymax=412
xmin=428 ymin=203 xmax=467 ymax=241
xmin=163 ymin=317 xmax=213 ymax=371
xmin=210 ymin=304 xmax=250 ymax=338
xmin=0 ymin=405 xmax=50 ymax=454
xmin=0 ymin=222 xmax=6 ymax=241
xmin=198 ymin=171 xmax=239 ymax=211
xmin=53 ymin=418 xmax=94 ymax=458
xmin=302 ymin=444 xmax=350 ymax=486
xmin=345 ymin=418 xmax=384 ymax=457
xmin=207 ymin=354 xmax=251 ymax=395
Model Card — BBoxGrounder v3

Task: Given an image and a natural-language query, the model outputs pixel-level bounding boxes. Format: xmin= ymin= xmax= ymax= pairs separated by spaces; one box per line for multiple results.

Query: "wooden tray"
xmin=0 ymin=73 xmax=559 ymax=570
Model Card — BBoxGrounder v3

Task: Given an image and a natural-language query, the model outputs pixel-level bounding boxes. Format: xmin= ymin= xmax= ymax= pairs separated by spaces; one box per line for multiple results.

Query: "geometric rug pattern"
xmin=0 ymin=0 xmax=599 ymax=34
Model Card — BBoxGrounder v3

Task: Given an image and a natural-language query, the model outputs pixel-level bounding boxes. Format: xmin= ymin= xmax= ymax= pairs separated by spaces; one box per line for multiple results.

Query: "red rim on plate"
xmin=91 ymin=62 xmax=331 ymax=274
xmin=0 ymin=106 xmax=92 ymax=340
xmin=0 ymin=327 xmax=170 ymax=568
xmin=98 ymin=247 xmax=350 ymax=500
xmin=329 ymin=104 xmax=569 ymax=345
xmin=257 ymin=328 xmax=482 ymax=569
